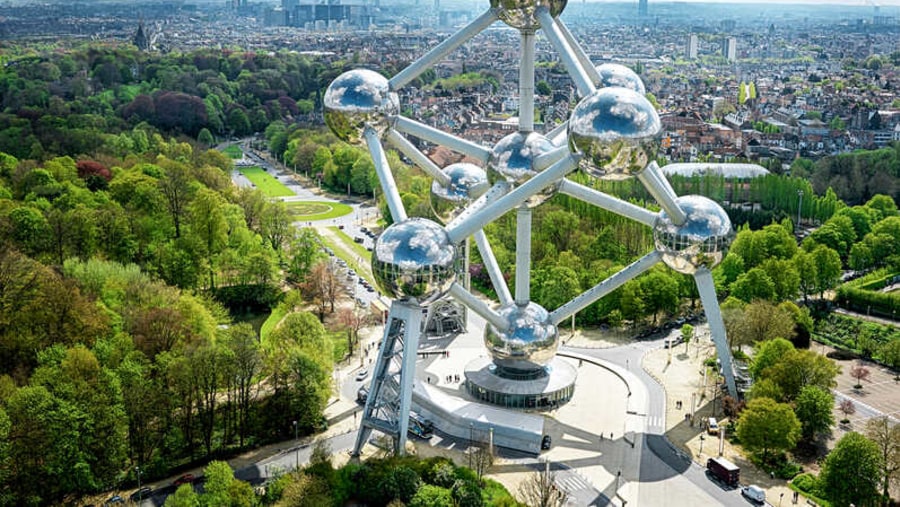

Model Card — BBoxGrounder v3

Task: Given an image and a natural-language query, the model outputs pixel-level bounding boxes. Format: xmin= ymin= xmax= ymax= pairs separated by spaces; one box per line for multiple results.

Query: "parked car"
xmin=173 ymin=473 xmax=195 ymax=486
xmin=355 ymin=369 xmax=369 ymax=381
xmin=105 ymin=496 xmax=125 ymax=506
xmin=707 ymin=417 xmax=720 ymax=435
xmin=354 ymin=236 xmax=364 ymax=243
xmin=541 ymin=435 xmax=552 ymax=450
xmin=130 ymin=487 xmax=153 ymax=502
xmin=741 ymin=485 xmax=766 ymax=504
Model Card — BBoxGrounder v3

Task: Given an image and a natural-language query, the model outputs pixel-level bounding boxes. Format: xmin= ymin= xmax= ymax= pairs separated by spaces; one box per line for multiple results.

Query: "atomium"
xmin=484 ymin=302 xmax=558 ymax=372
xmin=490 ymin=0 xmax=567 ymax=30
xmin=487 ymin=131 xmax=557 ymax=207
xmin=568 ymin=87 xmax=661 ymax=179
xmin=653 ymin=195 xmax=733 ymax=275
xmin=594 ymin=63 xmax=647 ymax=94
xmin=371 ymin=218 xmax=457 ymax=305
xmin=430 ymin=163 xmax=490 ymax=224
xmin=323 ymin=69 xmax=399 ymax=145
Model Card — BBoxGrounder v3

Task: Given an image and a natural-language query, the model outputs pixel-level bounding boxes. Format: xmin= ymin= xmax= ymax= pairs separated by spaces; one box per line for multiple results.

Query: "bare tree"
xmin=839 ymin=399 xmax=856 ymax=423
xmin=518 ymin=465 xmax=568 ymax=507
xmin=304 ymin=260 xmax=342 ymax=320
xmin=851 ymin=363 xmax=871 ymax=389
xmin=865 ymin=417 xmax=900 ymax=506
xmin=337 ymin=305 xmax=369 ymax=357
xmin=467 ymin=443 xmax=494 ymax=482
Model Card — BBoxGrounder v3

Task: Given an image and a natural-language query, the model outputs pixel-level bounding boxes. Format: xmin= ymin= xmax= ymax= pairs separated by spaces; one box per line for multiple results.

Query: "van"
xmin=707 ymin=417 xmax=719 ymax=435
xmin=706 ymin=457 xmax=740 ymax=487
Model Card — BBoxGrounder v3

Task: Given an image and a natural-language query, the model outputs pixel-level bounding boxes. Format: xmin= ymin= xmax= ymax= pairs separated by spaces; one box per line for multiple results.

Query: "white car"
xmin=355 ymin=369 xmax=369 ymax=381
xmin=741 ymin=485 xmax=765 ymax=504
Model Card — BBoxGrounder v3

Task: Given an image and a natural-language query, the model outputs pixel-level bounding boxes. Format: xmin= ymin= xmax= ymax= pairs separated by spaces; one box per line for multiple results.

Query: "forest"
xmin=1 ymin=41 xmax=900 ymax=505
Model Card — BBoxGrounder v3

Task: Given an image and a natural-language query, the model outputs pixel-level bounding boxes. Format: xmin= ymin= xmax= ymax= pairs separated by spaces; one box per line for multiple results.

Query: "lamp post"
xmin=796 ymin=190 xmax=803 ymax=230
xmin=293 ymin=420 xmax=299 ymax=469
xmin=135 ymin=466 xmax=142 ymax=502
xmin=699 ymin=434 xmax=705 ymax=456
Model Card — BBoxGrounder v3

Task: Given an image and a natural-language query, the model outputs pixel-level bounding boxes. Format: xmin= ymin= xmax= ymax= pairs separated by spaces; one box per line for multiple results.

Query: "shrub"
xmin=791 ymin=473 xmax=817 ymax=493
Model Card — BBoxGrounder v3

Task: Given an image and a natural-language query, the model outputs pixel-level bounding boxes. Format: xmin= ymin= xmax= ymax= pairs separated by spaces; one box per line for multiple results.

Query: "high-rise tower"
xmin=723 ymin=37 xmax=737 ymax=62
xmin=638 ymin=0 xmax=648 ymax=17
xmin=685 ymin=34 xmax=698 ymax=60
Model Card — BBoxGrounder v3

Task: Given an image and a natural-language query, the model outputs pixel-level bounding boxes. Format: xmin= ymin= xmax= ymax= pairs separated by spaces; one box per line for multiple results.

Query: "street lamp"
xmin=796 ymin=190 xmax=803 ymax=230
xmin=699 ymin=434 xmax=705 ymax=456
xmin=293 ymin=420 xmax=299 ymax=470
xmin=135 ymin=466 xmax=142 ymax=501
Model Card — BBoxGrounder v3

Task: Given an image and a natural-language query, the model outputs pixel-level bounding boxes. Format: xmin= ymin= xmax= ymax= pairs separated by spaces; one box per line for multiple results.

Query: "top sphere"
xmin=567 ymin=87 xmax=661 ymax=179
xmin=371 ymin=218 xmax=457 ymax=306
xmin=484 ymin=302 xmax=559 ymax=372
xmin=594 ymin=63 xmax=646 ymax=94
xmin=324 ymin=69 xmax=399 ymax=146
xmin=430 ymin=163 xmax=490 ymax=225
xmin=490 ymin=0 xmax=567 ymax=30
xmin=653 ymin=195 xmax=734 ymax=275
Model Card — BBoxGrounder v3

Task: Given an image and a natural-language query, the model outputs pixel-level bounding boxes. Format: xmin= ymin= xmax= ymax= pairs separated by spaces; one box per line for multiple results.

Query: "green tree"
xmin=736 ymin=397 xmax=801 ymax=459
xmin=821 ymin=432 xmax=884 ymax=507
xmin=197 ymin=128 xmax=214 ymax=147
xmin=731 ymin=267 xmax=776 ymax=302
xmin=410 ymin=484 xmax=454 ymax=507
xmin=680 ymin=324 xmax=694 ymax=354
xmin=750 ymin=337 xmax=795 ymax=381
xmin=879 ymin=340 xmax=900 ymax=380
xmin=794 ymin=385 xmax=834 ymax=442
xmin=201 ymin=460 xmax=236 ymax=507
xmin=165 ymin=484 xmax=201 ymax=507
xmin=766 ymin=349 xmax=840 ymax=401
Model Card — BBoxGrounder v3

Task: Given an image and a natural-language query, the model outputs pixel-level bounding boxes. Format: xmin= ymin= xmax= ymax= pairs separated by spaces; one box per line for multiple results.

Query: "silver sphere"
xmin=324 ymin=69 xmax=399 ymax=146
xmin=594 ymin=63 xmax=646 ymax=94
xmin=430 ymin=163 xmax=490 ymax=225
xmin=485 ymin=302 xmax=559 ymax=372
xmin=653 ymin=195 xmax=734 ymax=275
xmin=568 ymin=87 xmax=661 ymax=179
xmin=371 ymin=218 xmax=457 ymax=305
xmin=490 ymin=0 xmax=567 ymax=30
xmin=488 ymin=131 xmax=556 ymax=207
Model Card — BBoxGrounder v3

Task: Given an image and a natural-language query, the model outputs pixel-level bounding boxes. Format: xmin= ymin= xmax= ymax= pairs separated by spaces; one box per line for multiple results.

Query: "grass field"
xmin=223 ymin=145 xmax=243 ymax=159
xmin=238 ymin=167 xmax=294 ymax=197
xmin=285 ymin=201 xmax=353 ymax=221
xmin=329 ymin=226 xmax=372 ymax=260
xmin=319 ymin=234 xmax=369 ymax=279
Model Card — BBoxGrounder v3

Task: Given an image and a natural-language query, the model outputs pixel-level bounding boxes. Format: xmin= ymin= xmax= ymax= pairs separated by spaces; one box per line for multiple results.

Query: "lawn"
xmin=223 ymin=145 xmax=243 ymax=159
xmin=285 ymin=201 xmax=353 ymax=221
xmin=329 ymin=226 xmax=372 ymax=260
xmin=238 ymin=167 xmax=294 ymax=197
xmin=318 ymin=234 xmax=369 ymax=279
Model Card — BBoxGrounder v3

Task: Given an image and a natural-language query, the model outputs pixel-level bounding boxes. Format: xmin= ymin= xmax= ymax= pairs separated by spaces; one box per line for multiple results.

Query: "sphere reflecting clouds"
xmin=324 ymin=69 xmax=399 ymax=145
xmin=594 ymin=63 xmax=646 ymax=94
xmin=653 ymin=195 xmax=733 ymax=274
xmin=490 ymin=0 xmax=567 ymax=30
xmin=568 ymin=87 xmax=660 ymax=179
xmin=430 ymin=163 xmax=490 ymax=225
xmin=488 ymin=131 xmax=557 ymax=207
xmin=485 ymin=302 xmax=559 ymax=372
xmin=372 ymin=218 xmax=457 ymax=305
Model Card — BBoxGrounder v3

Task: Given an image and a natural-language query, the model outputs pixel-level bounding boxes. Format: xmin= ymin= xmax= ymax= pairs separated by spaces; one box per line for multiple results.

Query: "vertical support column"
xmin=694 ymin=268 xmax=737 ymax=397
xmin=353 ymin=302 xmax=423 ymax=456
xmin=515 ymin=204 xmax=532 ymax=305
xmin=519 ymin=30 xmax=535 ymax=133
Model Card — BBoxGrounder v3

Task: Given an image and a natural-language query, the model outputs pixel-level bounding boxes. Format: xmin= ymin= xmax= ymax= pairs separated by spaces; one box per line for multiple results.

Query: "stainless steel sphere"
xmin=488 ymin=131 xmax=556 ymax=207
xmin=485 ymin=302 xmax=559 ymax=372
xmin=372 ymin=218 xmax=458 ymax=305
xmin=490 ymin=0 xmax=567 ymax=30
xmin=568 ymin=87 xmax=661 ymax=179
xmin=653 ymin=195 xmax=734 ymax=275
xmin=324 ymin=69 xmax=399 ymax=145
xmin=594 ymin=63 xmax=646 ymax=94
xmin=430 ymin=163 xmax=490 ymax=225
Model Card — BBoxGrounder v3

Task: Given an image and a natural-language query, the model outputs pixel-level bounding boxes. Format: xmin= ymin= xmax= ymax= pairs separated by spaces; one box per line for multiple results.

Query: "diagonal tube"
xmin=473 ymin=230 xmax=513 ymax=306
xmin=558 ymin=178 xmax=658 ymax=228
xmin=446 ymin=181 xmax=509 ymax=232
xmin=449 ymin=282 xmax=508 ymax=330
xmin=536 ymin=8 xmax=595 ymax=98
xmin=389 ymin=9 xmax=499 ymax=90
xmin=550 ymin=250 xmax=661 ymax=325
xmin=365 ymin=127 xmax=407 ymax=223
xmin=546 ymin=121 xmax=569 ymax=147
xmin=446 ymin=154 xmax=580 ymax=243
xmin=636 ymin=161 xmax=687 ymax=226
xmin=533 ymin=145 xmax=569 ymax=172
xmin=385 ymin=129 xmax=451 ymax=187
xmin=394 ymin=116 xmax=491 ymax=164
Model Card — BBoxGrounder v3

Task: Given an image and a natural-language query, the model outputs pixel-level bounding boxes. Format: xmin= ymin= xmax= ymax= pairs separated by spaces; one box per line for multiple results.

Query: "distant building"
xmin=685 ymin=34 xmax=698 ymax=60
xmin=723 ymin=37 xmax=737 ymax=61
xmin=133 ymin=21 xmax=150 ymax=51
xmin=638 ymin=0 xmax=648 ymax=17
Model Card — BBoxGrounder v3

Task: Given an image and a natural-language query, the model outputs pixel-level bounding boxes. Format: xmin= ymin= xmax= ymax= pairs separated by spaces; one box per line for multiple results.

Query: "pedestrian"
xmin=600 ymin=432 xmax=603 ymax=440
